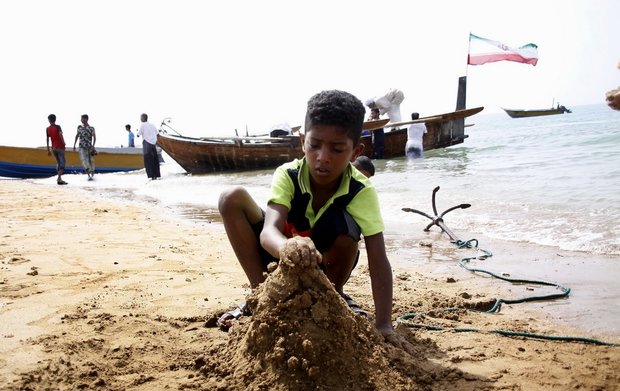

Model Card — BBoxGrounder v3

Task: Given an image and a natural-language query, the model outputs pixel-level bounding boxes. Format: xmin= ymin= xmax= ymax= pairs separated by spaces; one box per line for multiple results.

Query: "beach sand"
xmin=1 ymin=180 xmax=618 ymax=390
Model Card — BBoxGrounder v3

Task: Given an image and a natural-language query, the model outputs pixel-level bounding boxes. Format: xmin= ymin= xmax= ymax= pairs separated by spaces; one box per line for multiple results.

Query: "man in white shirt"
xmin=405 ymin=112 xmax=427 ymax=159
xmin=365 ymin=89 xmax=405 ymax=123
xmin=137 ymin=113 xmax=161 ymax=179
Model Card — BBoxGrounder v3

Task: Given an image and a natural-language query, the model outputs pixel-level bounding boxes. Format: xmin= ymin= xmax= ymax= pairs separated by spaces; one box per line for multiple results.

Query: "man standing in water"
xmin=405 ymin=112 xmax=427 ymax=159
xmin=137 ymin=113 xmax=161 ymax=180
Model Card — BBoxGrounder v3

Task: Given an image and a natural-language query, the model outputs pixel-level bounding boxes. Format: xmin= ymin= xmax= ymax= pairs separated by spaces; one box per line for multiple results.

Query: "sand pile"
xmin=191 ymin=237 xmax=463 ymax=390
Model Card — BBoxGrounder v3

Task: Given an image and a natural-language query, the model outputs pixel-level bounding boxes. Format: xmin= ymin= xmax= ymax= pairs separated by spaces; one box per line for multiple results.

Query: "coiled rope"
xmin=396 ymin=238 xmax=618 ymax=346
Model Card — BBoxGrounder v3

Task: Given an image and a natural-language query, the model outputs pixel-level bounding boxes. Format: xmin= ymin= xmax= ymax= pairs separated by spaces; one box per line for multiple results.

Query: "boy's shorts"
xmin=52 ymin=148 xmax=66 ymax=170
xmin=252 ymin=206 xmax=362 ymax=270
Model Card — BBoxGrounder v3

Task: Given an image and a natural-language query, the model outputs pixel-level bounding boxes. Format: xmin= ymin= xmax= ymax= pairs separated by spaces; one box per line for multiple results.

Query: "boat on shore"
xmin=359 ymin=106 xmax=483 ymax=159
xmin=156 ymin=106 xmax=483 ymax=174
xmin=502 ymin=104 xmax=571 ymax=118
xmin=0 ymin=145 xmax=146 ymax=179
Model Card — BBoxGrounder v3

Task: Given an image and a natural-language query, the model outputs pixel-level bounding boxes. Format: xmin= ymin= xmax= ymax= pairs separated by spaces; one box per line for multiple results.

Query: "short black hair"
xmin=81 ymin=114 xmax=89 ymax=120
xmin=141 ymin=113 xmax=148 ymax=121
xmin=48 ymin=114 xmax=56 ymax=122
xmin=304 ymin=90 xmax=365 ymax=143
xmin=410 ymin=112 xmax=420 ymax=120
xmin=125 ymin=124 xmax=131 ymax=130
xmin=353 ymin=155 xmax=375 ymax=176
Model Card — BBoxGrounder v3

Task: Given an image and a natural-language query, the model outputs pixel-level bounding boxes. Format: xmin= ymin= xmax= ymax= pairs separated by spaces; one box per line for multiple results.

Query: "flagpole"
xmin=465 ymin=32 xmax=472 ymax=78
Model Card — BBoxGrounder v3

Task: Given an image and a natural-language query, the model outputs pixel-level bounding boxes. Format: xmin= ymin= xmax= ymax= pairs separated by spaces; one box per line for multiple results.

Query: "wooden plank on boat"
xmin=382 ymin=107 xmax=484 ymax=128
xmin=362 ymin=119 xmax=390 ymax=131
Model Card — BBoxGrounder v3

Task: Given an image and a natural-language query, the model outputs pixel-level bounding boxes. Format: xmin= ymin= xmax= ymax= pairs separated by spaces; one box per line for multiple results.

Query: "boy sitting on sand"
xmin=218 ymin=90 xmax=407 ymax=348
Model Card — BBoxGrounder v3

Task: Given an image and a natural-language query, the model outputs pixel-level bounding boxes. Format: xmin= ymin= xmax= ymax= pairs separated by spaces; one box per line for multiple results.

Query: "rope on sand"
xmin=397 ymin=238 xmax=618 ymax=347
xmin=397 ymin=312 xmax=618 ymax=346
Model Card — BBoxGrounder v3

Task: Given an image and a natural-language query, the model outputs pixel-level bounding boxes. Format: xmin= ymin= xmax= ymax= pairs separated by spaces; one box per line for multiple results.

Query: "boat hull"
xmin=157 ymin=107 xmax=484 ymax=174
xmin=156 ymin=134 xmax=303 ymax=174
xmin=0 ymin=145 xmax=145 ymax=179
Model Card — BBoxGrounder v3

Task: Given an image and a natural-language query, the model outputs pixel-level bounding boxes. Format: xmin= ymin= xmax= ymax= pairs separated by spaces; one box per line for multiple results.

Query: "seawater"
xmin=31 ymin=104 xmax=620 ymax=256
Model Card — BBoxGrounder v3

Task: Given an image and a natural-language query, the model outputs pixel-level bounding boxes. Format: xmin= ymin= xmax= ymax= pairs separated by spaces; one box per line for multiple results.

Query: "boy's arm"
xmin=364 ymin=232 xmax=394 ymax=336
xmin=260 ymin=203 xmax=290 ymax=260
xmin=261 ymin=202 xmax=322 ymax=266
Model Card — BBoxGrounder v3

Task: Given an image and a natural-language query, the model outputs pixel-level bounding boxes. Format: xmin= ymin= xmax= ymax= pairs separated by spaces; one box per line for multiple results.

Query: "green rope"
xmin=397 ymin=238 xmax=619 ymax=347
xmin=397 ymin=313 xmax=618 ymax=346
xmin=455 ymin=238 xmax=571 ymax=313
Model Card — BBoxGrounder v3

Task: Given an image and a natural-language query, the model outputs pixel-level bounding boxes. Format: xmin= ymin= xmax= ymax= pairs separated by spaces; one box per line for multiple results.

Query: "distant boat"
xmin=502 ymin=104 xmax=571 ymax=118
xmin=0 ymin=145 xmax=147 ymax=179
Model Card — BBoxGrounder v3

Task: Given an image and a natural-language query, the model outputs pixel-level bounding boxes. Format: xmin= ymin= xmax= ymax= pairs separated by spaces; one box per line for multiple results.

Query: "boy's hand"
xmin=280 ymin=236 xmax=321 ymax=267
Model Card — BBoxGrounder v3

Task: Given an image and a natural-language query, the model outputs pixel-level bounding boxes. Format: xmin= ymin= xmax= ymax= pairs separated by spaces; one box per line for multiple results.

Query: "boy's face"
xmin=301 ymin=125 xmax=363 ymax=187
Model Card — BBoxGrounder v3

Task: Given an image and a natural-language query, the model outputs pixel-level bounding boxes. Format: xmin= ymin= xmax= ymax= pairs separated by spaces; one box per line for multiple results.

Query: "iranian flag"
xmin=468 ymin=33 xmax=538 ymax=66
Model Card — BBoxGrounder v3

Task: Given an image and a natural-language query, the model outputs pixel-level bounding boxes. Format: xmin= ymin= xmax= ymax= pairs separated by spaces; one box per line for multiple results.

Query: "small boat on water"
xmin=0 ymin=145 xmax=146 ymax=179
xmin=502 ymin=104 xmax=571 ymax=118
xmin=156 ymin=106 xmax=484 ymax=174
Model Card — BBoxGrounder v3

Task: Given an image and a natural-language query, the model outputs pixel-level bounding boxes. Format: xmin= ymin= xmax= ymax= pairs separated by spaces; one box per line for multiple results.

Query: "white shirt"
xmin=374 ymin=89 xmax=405 ymax=122
xmin=406 ymin=123 xmax=427 ymax=149
xmin=138 ymin=121 xmax=158 ymax=145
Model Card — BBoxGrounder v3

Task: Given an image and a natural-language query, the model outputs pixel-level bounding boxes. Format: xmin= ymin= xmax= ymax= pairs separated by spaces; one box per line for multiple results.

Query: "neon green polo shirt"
xmin=268 ymin=158 xmax=384 ymax=237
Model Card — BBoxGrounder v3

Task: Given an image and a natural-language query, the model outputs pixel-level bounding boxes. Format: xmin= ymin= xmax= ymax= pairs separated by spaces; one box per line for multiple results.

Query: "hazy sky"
xmin=1 ymin=0 xmax=618 ymax=147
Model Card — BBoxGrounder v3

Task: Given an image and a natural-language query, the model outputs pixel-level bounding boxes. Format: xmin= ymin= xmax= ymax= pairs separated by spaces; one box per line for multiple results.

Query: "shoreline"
xmin=1 ymin=180 xmax=618 ymax=390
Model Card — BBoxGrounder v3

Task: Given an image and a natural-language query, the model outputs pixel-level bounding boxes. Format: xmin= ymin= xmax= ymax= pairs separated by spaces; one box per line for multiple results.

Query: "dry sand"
xmin=1 ymin=180 xmax=619 ymax=390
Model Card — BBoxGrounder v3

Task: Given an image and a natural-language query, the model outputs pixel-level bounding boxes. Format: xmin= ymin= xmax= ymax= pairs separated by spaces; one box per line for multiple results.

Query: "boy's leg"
xmin=321 ymin=235 xmax=359 ymax=292
xmin=312 ymin=208 xmax=361 ymax=293
xmin=218 ymin=186 xmax=267 ymax=288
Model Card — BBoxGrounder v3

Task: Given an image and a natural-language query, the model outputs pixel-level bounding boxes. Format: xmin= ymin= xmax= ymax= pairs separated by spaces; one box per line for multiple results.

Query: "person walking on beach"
xmin=46 ymin=114 xmax=68 ymax=185
xmin=73 ymin=114 xmax=96 ymax=181
xmin=405 ymin=112 xmax=427 ymax=159
xmin=365 ymin=88 xmax=405 ymax=123
xmin=137 ymin=113 xmax=160 ymax=179
xmin=125 ymin=124 xmax=135 ymax=147
xmin=218 ymin=89 xmax=413 ymax=353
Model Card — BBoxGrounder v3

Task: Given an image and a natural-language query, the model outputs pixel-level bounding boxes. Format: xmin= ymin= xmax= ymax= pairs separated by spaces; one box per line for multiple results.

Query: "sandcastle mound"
xmin=195 ymin=238 xmax=449 ymax=390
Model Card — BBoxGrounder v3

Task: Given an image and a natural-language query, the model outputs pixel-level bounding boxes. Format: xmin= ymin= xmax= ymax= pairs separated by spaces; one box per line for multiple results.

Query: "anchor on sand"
xmin=402 ymin=186 xmax=470 ymax=243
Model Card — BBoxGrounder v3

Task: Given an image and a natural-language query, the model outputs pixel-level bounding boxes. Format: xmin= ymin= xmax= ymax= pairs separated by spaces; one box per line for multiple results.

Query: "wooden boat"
xmin=359 ymin=106 xmax=483 ymax=159
xmin=156 ymin=132 xmax=304 ymax=174
xmin=0 ymin=145 xmax=146 ymax=179
xmin=157 ymin=106 xmax=483 ymax=174
xmin=502 ymin=104 xmax=571 ymax=118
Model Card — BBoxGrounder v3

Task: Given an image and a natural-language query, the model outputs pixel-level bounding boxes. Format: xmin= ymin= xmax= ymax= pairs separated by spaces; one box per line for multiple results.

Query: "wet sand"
xmin=0 ymin=180 xmax=618 ymax=390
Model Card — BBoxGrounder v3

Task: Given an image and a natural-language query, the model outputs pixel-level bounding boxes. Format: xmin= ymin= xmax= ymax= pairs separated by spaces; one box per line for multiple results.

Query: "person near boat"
xmin=125 ymin=124 xmax=135 ymax=147
xmin=217 ymin=89 xmax=413 ymax=353
xmin=405 ymin=112 xmax=427 ymax=159
xmin=365 ymin=88 xmax=405 ymax=123
xmin=45 ymin=114 xmax=68 ymax=185
xmin=137 ymin=113 xmax=161 ymax=180
xmin=73 ymin=114 xmax=96 ymax=181
xmin=367 ymin=107 xmax=385 ymax=159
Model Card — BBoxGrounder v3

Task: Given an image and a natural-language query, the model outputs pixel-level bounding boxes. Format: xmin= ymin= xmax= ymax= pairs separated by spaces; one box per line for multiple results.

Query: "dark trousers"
xmin=143 ymin=140 xmax=161 ymax=179
xmin=372 ymin=129 xmax=385 ymax=159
